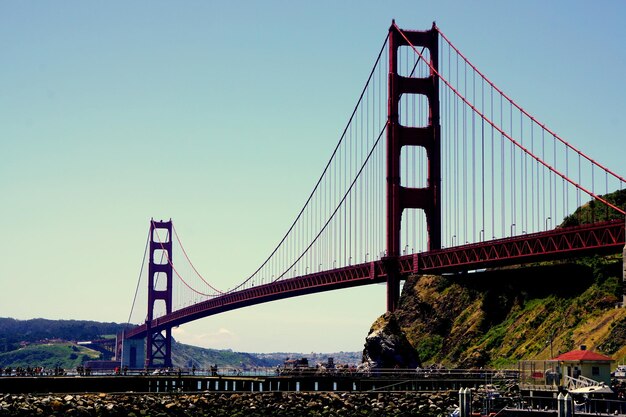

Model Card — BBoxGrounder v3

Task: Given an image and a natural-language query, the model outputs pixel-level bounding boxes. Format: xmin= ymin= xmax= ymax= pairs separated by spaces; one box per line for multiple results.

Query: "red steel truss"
xmin=126 ymin=219 xmax=624 ymax=339
xmin=400 ymin=219 xmax=625 ymax=274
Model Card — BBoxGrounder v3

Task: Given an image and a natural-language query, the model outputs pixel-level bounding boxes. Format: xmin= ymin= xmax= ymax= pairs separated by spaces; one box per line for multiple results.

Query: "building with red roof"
xmin=552 ymin=349 xmax=613 ymax=363
xmin=550 ymin=346 xmax=613 ymax=387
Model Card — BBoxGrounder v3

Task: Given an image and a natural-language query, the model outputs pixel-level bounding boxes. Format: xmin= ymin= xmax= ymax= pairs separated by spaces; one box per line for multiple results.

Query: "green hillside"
xmin=0 ymin=342 xmax=101 ymax=369
xmin=0 ymin=318 xmax=126 ymax=353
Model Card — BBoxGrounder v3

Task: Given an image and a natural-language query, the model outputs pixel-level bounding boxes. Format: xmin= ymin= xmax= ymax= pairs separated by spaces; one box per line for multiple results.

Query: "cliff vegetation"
xmin=395 ymin=258 xmax=625 ymax=368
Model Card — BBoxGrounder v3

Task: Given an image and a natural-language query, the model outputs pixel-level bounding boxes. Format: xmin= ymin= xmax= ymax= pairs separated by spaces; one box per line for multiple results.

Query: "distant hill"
xmin=171 ymin=341 xmax=277 ymax=369
xmin=0 ymin=318 xmax=126 ymax=353
xmin=0 ymin=317 xmax=361 ymax=370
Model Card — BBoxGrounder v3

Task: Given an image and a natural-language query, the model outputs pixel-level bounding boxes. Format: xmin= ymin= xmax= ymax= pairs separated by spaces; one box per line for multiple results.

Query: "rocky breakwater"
xmin=0 ymin=391 xmax=458 ymax=417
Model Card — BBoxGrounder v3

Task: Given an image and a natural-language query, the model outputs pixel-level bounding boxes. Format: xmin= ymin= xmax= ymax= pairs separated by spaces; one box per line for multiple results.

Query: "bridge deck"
xmin=126 ymin=220 xmax=624 ymax=339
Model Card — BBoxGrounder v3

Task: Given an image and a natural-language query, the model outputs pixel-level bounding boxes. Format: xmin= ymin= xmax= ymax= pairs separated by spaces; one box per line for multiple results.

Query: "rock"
xmin=0 ymin=390 xmax=471 ymax=417
xmin=362 ymin=312 xmax=422 ymax=369
xmin=50 ymin=399 xmax=64 ymax=411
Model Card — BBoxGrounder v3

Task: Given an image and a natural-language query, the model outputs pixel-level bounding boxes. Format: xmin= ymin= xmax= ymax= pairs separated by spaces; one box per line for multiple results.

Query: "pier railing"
xmin=2 ymin=366 xmax=519 ymax=379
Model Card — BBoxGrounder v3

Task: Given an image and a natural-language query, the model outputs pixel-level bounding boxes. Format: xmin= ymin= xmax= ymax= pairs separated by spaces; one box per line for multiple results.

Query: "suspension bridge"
xmin=119 ymin=22 xmax=626 ymax=369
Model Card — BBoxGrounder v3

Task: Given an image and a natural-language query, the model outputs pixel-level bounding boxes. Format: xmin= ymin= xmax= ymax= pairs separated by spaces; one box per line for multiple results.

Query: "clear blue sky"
xmin=1 ymin=1 xmax=625 ymax=353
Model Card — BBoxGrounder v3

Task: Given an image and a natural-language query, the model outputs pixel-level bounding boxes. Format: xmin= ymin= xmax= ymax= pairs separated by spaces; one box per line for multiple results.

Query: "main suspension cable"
xmin=228 ymin=34 xmax=390 ymax=293
xmin=395 ymin=23 xmax=625 ymax=216
xmin=172 ymin=224 xmax=224 ymax=294
xmin=126 ymin=226 xmax=150 ymax=326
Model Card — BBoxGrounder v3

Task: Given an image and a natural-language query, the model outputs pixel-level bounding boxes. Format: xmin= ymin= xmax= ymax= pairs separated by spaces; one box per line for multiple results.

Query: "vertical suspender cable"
xmin=565 ymin=148 xmax=569 ymax=221
xmin=491 ymin=85 xmax=494 ymax=238
xmin=463 ymin=59 xmax=467 ymax=242
xmin=520 ymin=111 xmax=525 ymax=233
xmin=500 ymin=94 xmax=505 ymax=236
xmin=481 ymin=75 xmax=485 ymax=240
xmin=472 ymin=69 xmax=476 ymax=242
xmin=508 ymin=100 xmax=513 ymax=234
xmin=553 ymin=135 xmax=557 ymax=226
xmin=455 ymin=52 xmax=459 ymax=244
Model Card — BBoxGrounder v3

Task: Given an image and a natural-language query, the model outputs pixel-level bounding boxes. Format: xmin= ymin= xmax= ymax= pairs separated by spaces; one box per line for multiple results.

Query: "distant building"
xmin=283 ymin=357 xmax=309 ymax=369
xmin=84 ymin=360 xmax=120 ymax=371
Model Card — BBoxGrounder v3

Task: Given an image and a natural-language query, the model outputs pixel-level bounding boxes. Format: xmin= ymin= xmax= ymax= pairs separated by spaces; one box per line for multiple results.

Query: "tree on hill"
xmin=561 ymin=189 xmax=626 ymax=227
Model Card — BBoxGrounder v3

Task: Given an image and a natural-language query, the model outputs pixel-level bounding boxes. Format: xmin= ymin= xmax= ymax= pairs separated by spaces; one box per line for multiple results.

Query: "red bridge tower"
xmin=386 ymin=22 xmax=441 ymax=312
xmin=146 ymin=219 xmax=174 ymax=368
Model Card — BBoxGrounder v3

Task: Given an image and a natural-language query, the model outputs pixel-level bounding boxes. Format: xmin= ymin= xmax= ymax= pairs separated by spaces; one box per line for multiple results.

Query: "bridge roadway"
xmin=126 ymin=220 xmax=624 ymax=339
